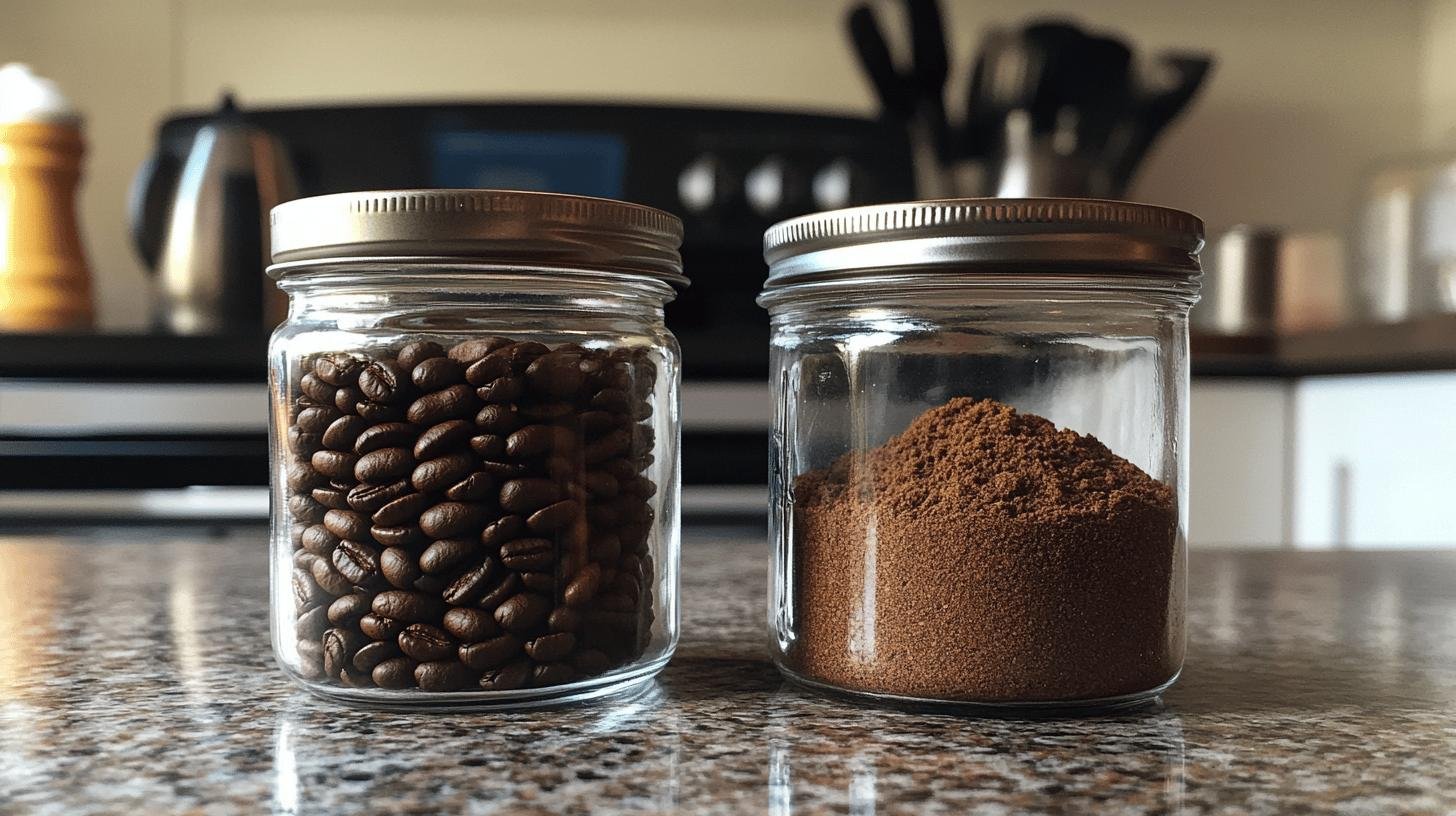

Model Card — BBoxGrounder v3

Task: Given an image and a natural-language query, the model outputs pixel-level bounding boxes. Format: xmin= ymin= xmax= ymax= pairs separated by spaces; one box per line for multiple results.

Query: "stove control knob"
xmin=677 ymin=155 xmax=720 ymax=214
xmin=745 ymin=156 xmax=789 ymax=217
xmin=812 ymin=159 xmax=855 ymax=211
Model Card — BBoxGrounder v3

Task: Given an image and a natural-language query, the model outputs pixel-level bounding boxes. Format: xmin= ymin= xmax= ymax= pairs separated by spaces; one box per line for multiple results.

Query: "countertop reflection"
xmin=0 ymin=528 xmax=1453 ymax=814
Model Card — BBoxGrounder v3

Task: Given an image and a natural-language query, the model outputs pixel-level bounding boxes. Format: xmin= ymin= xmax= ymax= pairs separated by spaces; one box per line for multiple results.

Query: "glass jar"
xmin=759 ymin=199 xmax=1202 ymax=712
xmin=267 ymin=190 xmax=684 ymax=709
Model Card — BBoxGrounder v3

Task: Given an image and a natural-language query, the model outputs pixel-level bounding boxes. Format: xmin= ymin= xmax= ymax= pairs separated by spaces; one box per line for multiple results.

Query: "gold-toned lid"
xmin=268 ymin=189 xmax=686 ymax=286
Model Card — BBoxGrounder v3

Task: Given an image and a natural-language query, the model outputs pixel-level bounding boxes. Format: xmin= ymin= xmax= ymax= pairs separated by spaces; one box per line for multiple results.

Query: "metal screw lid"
xmin=762 ymin=198 xmax=1203 ymax=286
xmin=268 ymin=189 xmax=686 ymax=287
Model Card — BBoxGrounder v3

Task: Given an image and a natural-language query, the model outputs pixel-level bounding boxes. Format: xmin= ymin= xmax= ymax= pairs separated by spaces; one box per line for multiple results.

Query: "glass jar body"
xmin=764 ymin=272 xmax=1193 ymax=711
xmin=269 ymin=265 xmax=680 ymax=709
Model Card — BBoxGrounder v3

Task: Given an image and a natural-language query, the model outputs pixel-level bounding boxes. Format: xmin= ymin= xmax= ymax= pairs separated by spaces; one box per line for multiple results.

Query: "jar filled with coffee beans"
xmin=268 ymin=190 xmax=685 ymax=708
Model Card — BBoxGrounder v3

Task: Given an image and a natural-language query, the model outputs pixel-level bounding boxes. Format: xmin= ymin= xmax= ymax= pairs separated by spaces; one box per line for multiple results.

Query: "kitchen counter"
xmin=1 ymin=528 xmax=1453 ymax=814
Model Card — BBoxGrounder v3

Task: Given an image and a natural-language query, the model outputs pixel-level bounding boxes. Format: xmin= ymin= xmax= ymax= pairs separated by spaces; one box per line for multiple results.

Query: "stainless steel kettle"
xmin=129 ymin=95 xmax=297 ymax=335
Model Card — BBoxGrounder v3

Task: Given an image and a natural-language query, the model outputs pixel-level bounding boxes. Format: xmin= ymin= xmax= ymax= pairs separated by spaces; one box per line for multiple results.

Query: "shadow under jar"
xmin=268 ymin=190 xmax=684 ymax=709
xmin=758 ymin=199 xmax=1203 ymax=713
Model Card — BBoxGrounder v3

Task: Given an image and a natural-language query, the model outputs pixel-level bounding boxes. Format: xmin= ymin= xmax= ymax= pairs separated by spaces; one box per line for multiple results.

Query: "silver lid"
xmin=269 ymin=189 xmax=686 ymax=287
xmin=762 ymin=198 xmax=1203 ymax=286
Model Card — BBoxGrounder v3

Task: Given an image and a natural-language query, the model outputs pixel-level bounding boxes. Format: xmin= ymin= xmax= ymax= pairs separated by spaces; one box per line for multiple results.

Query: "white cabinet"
xmin=1189 ymin=380 xmax=1292 ymax=546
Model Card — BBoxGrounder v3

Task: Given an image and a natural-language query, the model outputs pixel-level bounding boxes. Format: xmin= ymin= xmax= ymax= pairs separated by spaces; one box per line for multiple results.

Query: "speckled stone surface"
xmin=0 ymin=527 xmax=1453 ymax=815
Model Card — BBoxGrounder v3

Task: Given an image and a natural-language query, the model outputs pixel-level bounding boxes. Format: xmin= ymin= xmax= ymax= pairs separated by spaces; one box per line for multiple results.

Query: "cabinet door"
xmin=1190 ymin=380 xmax=1291 ymax=547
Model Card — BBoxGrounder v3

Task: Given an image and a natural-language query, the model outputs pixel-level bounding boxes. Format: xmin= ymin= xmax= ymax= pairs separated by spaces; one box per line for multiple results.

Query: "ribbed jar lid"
xmin=762 ymin=198 xmax=1203 ymax=286
xmin=269 ymin=189 xmax=686 ymax=287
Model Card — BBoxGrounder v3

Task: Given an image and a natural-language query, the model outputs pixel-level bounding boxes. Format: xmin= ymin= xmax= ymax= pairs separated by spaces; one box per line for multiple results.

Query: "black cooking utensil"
xmin=847 ymin=4 xmax=915 ymax=121
xmin=1020 ymin=20 xmax=1085 ymax=135
xmin=1106 ymin=52 xmax=1214 ymax=191
xmin=906 ymin=0 xmax=952 ymax=158
xmin=1070 ymin=34 xmax=1133 ymax=157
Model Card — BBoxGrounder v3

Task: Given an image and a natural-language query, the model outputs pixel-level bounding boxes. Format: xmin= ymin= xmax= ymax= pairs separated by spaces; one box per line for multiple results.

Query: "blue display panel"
xmin=430 ymin=130 xmax=627 ymax=198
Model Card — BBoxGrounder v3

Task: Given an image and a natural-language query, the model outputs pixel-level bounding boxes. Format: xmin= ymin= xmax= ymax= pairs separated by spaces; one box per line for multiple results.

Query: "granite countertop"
xmin=1 ymin=526 xmax=1453 ymax=815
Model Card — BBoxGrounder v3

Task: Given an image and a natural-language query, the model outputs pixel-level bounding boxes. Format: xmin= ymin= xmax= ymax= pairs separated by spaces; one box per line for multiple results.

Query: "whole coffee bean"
xmin=419 ymin=501 xmax=486 ymax=539
xmin=588 ymin=533 xmax=622 ymax=563
xmin=464 ymin=350 xmax=512 ymax=386
xmin=294 ymin=567 xmax=328 ymax=608
xmin=580 ymin=411 xmax=622 ymax=437
xmin=479 ymin=659 xmax=531 ymax=691
xmin=527 ymin=500 xmax=581 ymax=534
xmin=288 ymin=494 xmax=326 ymax=525
xmin=478 ymin=459 xmax=529 ymax=479
xmin=505 ymin=425 xmax=570 ymax=459
xmin=583 ymin=470 xmax=620 ymax=498
xmin=310 ymin=450 xmax=358 ymax=482
xmin=372 ymin=656 xmax=418 ymax=689
xmin=469 ymin=434 xmax=506 ymax=459
xmin=476 ymin=573 xmax=521 ymax=612
xmin=442 ymin=557 xmax=499 ymax=606
xmin=443 ymin=607 xmax=499 ymax=643
xmin=519 ymin=402 xmax=574 ymax=422
xmin=526 ymin=351 xmax=586 ymax=398
xmin=458 ymin=634 xmax=522 ymax=671
xmin=373 ymin=590 xmax=444 ymax=623
xmin=415 ymin=660 xmax=470 ymax=692
xmin=548 ymin=606 xmax=582 ymax=633
xmin=295 ymin=405 xmax=341 ymax=434
xmin=286 ymin=458 xmax=325 ymax=493
xmin=311 ymin=486 xmax=351 ymax=511
xmin=475 ymin=404 xmax=521 ymax=434
xmin=321 ymin=415 xmax=369 ymax=452
xmin=447 ymin=337 xmax=512 ymax=364
xmin=499 ymin=478 xmax=561 ymax=514
xmin=328 ymin=592 xmax=373 ymax=624
xmin=296 ymin=604 xmax=330 ymax=639
xmin=520 ymin=572 xmax=556 ymax=592
xmin=379 ymin=546 xmax=422 ymax=589
xmin=346 ymin=479 xmax=412 ymax=514
xmin=475 ymin=376 xmax=525 ymax=404
xmin=359 ymin=613 xmax=403 ymax=641
xmin=398 ymin=623 xmax=456 ymax=661
xmin=414 ymin=574 xmax=448 ymax=595
xmin=332 ymin=540 xmax=383 ymax=586
xmin=414 ymin=419 xmax=474 ymax=460
xmin=355 ymin=448 xmax=415 ymax=485
xmin=323 ymin=628 xmax=366 ymax=677
xmin=480 ymin=515 xmax=528 ymax=550
xmin=597 ymin=592 xmax=637 ymax=613
xmin=352 ymin=639 xmax=401 ymax=672
xmin=297 ymin=638 xmax=325 ymax=675
xmin=323 ymin=509 xmax=371 ymax=542
xmin=356 ymin=401 xmax=406 ymax=423
xmin=371 ymin=525 xmax=428 ymax=548
xmin=590 ymin=388 xmax=631 ymax=413
xmin=494 ymin=592 xmax=551 ymax=634
xmin=587 ymin=502 xmax=620 ymax=528
xmin=359 ymin=360 xmax=413 ymax=404
xmin=310 ymin=557 xmax=353 ymax=597
xmin=315 ymin=353 xmax=362 ymax=386
xmin=420 ymin=537 xmax=477 ymax=575
xmin=299 ymin=372 xmax=336 ymax=404
xmin=563 ymin=563 xmax=603 ymax=607
xmin=500 ymin=538 xmax=556 ymax=572
xmin=407 ymin=384 xmax=480 ymax=426
xmin=335 ymin=385 xmax=363 ymax=414
xmin=412 ymin=452 xmax=475 ymax=494
xmin=572 ymin=649 xmax=611 ymax=676
xmin=585 ymin=428 xmax=631 ymax=464
xmin=531 ymin=662 xmax=577 ymax=688
xmin=525 ymin=632 xmax=576 ymax=662
xmin=396 ymin=340 xmax=446 ymax=370
xmin=372 ymin=492 xmax=432 ymax=527
xmin=411 ymin=356 xmax=465 ymax=391
xmin=287 ymin=426 xmax=321 ymax=455
xmin=445 ymin=472 xmax=495 ymax=502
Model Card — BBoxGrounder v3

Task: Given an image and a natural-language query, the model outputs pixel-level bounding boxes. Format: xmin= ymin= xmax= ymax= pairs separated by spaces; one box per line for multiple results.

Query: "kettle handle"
xmin=127 ymin=146 xmax=180 ymax=272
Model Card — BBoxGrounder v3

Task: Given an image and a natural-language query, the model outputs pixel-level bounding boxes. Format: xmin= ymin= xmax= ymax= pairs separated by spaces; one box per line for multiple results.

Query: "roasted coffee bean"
xmin=407 ymin=384 xmax=480 ymax=426
xmin=346 ymin=479 xmax=412 ymax=514
xmin=414 ymin=574 xmax=447 ymax=595
xmin=332 ymin=540 xmax=383 ymax=586
xmin=411 ymin=356 xmax=466 ymax=391
xmin=527 ymin=500 xmax=580 ymax=534
xmin=590 ymin=388 xmax=631 ymax=412
xmin=505 ymin=425 xmax=572 ymax=459
xmin=288 ymin=494 xmax=327 ymax=525
xmin=352 ymin=639 xmax=401 ymax=672
xmin=355 ymin=447 xmax=415 ymax=484
xmin=480 ymin=515 xmax=528 ymax=551
xmin=464 ymin=351 xmax=512 ymax=386
xmin=311 ymin=486 xmax=351 ymax=511
xmin=315 ymin=353 xmax=362 ymax=386
xmin=371 ymin=525 xmax=428 ymax=548
xmin=359 ymin=613 xmax=403 ymax=641
xmin=585 ymin=428 xmax=631 ymax=464
xmin=479 ymin=659 xmax=531 ymax=691
xmin=335 ymin=385 xmax=363 ymax=414
xmin=563 ymin=563 xmax=603 ymax=607
xmin=379 ymin=546 xmax=423 ymax=589
xmin=299 ymin=372 xmax=336 ymax=403
xmin=419 ymin=501 xmax=486 ymax=538
xmin=548 ymin=606 xmax=582 ymax=633
xmin=583 ymin=471 xmax=619 ymax=498
xmin=297 ymin=637 xmax=325 ymax=669
xmin=499 ymin=478 xmax=561 ymax=514
xmin=500 ymin=538 xmax=556 ymax=572
xmin=443 ymin=607 xmax=499 ymax=642
xmin=359 ymin=360 xmax=413 ymax=404
xmin=353 ymin=425 xmax=414 ymax=457
xmin=520 ymin=572 xmax=556 ymax=592
xmin=475 ymin=404 xmax=521 ymax=434
xmin=469 ymin=434 xmax=506 ymax=458
xmin=494 ymin=592 xmax=551 ymax=633
xmin=357 ymin=401 xmax=406 ymax=422
xmin=310 ymin=449 xmax=358 ymax=482
xmin=412 ymin=452 xmax=475 ymax=494
xmin=442 ymin=557 xmax=499 ymax=606
xmin=328 ymin=592 xmax=373 ymax=624
xmin=372 ymin=590 xmax=444 ymax=623
xmin=458 ymin=634 xmax=522 ymax=671
xmin=397 ymin=623 xmax=456 ymax=662
xmin=372 ymin=656 xmax=418 ymax=689
xmin=323 ymin=628 xmax=366 ymax=677
xmin=476 ymin=572 xmax=521 ymax=612
xmin=602 ymin=457 xmax=639 ymax=481
xmin=524 ymin=632 xmax=576 ymax=662
xmin=525 ymin=351 xmax=585 ymax=397
xmin=587 ymin=502 xmax=620 ymax=529
xmin=287 ymin=426 xmax=322 ymax=455
xmin=475 ymin=376 xmax=524 ymax=404
xmin=420 ymin=537 xmax=476 ymax=575
xmin=310 ymin=557 xmax=354 ymax=596
xmin=295 ymin=405 xmax=341 ymax=434
xmin=290 ymin=522 xmax=309 ymax=549
xmin=286 ymin=458 xmax=325 ymax=493
xmin=445 ymin=472 xmax=495 ymax=502
xmin=372 ymin=492 xmax=432 ymax=527
xmin=597 ymin=592 xmax=638 ymax=613
xmin=587 ymin=533 xmax=621 ymax=563
xmin=531 ymin=662 xmax=576 ymax=687
xmin=478 ymin=459 xmax=529 ymax=479
xmin=396 ymin=340 xmax=446 ymax=370
xmin=323 ymin=509 xmax=371 ymax=542
xmin=572 ymin=649 xmax=611 ymax=676
xmin=518 ymin=402 xmax=574 ymax=422
xmin=415 ymin=660 xmax=470 ymax=692
xmin=447 ymin=337 xmax=512 ymax=364
xmin=296 ymin=604 xmax=330 ymax=639
xmin=414 ymin=419 xmax=473 ymax=460
xmin=294 ymin=567 xmax=328 ymax=608
xmin=321 ymin=415 xmax=369 ymax=452
xmin=580 ymin=410 xmax=622 ymax=437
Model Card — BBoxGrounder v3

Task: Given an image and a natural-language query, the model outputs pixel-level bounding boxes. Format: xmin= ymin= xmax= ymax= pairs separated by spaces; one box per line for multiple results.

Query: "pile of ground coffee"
xmin=787 ymin=397 xmax=1181 ymax=702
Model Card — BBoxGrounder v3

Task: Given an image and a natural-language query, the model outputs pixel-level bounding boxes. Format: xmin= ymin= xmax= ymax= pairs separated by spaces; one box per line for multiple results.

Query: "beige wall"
xmin=0 ymin=0 xmax=1432 ymax=327
xmin=1422 ymin=0 xmax=1456 ymax=145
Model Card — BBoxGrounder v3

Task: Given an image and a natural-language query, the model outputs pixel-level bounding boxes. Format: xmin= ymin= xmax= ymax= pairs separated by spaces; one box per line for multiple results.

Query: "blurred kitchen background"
xmin=0 ymin=0 xmax=1453 ymax=547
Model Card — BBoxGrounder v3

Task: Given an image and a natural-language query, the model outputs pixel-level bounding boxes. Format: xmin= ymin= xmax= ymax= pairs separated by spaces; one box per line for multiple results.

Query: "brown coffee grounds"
xmin=785 ymin=397 xmax=1181 ymax=703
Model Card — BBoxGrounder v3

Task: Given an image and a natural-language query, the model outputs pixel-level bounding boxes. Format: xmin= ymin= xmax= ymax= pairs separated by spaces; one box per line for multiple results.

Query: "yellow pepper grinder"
xmin=0 ymin=63 xmax=94 ymax=330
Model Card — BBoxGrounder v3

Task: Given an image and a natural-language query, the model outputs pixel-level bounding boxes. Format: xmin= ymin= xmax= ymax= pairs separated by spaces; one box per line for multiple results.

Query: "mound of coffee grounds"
xmin=786 ymin=397 xmax=1181 ymax=703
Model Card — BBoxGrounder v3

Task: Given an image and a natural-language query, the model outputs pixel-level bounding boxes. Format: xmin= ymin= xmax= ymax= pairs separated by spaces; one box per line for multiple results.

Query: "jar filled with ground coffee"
xmin=759 ymin=198 xmax=1202 ymax=711
xmin=267 ymin=190 xmax=684 ymax=709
